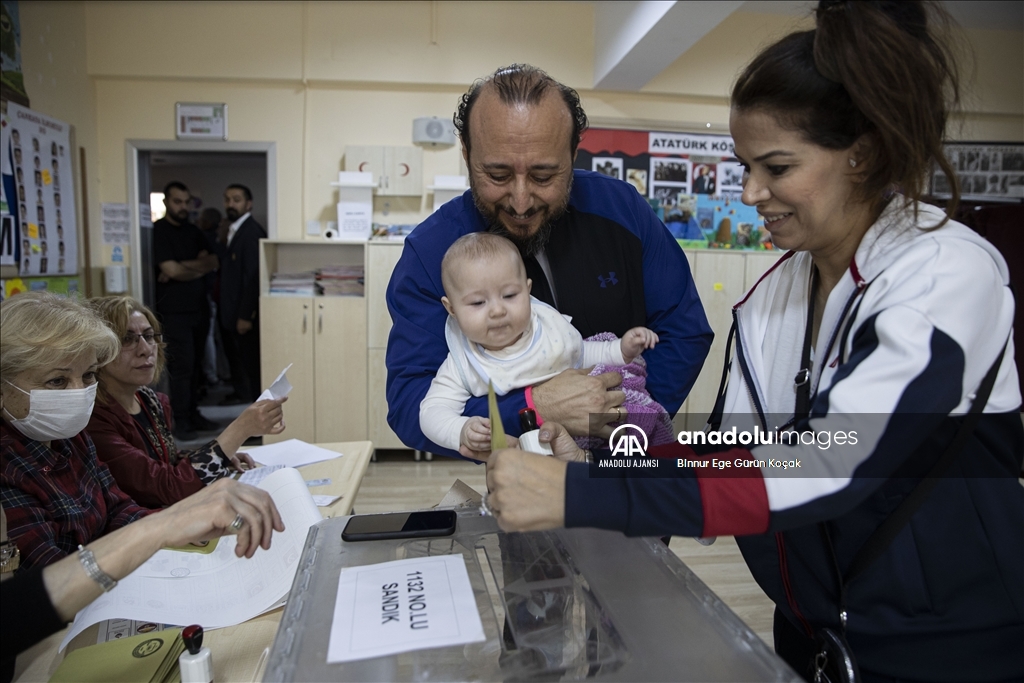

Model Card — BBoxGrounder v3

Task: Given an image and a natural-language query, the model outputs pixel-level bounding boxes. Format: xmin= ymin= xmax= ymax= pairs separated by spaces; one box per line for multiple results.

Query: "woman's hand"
xmin=237 ymin=397 xmax=287 ymax=437
xmin=486 ymin=449 xmax=567 ymax=531
xmin=153 ymin=478 xmax=285 ymax=558
xmin=228 ymin=450 xmax=257 ymax=471
xmin=537 ymin=422 xmax=589 ymax=463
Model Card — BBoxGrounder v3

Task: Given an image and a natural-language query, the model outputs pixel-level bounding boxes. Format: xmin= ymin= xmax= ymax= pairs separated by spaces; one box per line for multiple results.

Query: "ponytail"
xmin=733 ymin=1 xmax=963 ymax=222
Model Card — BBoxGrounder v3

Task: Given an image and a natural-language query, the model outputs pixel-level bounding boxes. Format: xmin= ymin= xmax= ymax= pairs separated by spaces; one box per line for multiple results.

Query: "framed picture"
xmin=931 ymin=142 xmax=1024 ymax=203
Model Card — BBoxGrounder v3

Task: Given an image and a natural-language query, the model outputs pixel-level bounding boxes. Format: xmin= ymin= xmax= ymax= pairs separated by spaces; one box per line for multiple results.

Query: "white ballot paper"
xmin=327 ymin=555 xmax=485 ymax=663
xmin=243 ymin=438 xmax=343 ymax=468
xmin=257 ymin=363 xmax=293 ymax=402
xmin=60 ymin=468 xmax=322 ymax=651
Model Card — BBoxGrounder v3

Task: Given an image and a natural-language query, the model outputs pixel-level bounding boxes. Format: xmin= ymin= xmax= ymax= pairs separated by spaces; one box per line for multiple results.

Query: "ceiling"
xmin=591 ymin=1 xmax=1023 ymax=91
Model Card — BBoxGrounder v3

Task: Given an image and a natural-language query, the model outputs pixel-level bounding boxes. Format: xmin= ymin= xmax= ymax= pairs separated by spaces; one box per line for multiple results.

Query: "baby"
xmin=419 ymin=232 xmax=659 ymax=456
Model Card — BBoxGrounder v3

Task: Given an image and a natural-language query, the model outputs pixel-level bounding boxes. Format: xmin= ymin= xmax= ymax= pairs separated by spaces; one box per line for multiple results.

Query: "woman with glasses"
xmin=87 ymin=297 xmax=287 ymax=508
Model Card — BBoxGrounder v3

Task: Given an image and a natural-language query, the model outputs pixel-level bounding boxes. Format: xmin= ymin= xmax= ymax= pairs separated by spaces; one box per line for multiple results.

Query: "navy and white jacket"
xmin=566 ymin=201 xmax=1023 ymax=681
xmin=385 ymin=170 xmax=713 ymax=457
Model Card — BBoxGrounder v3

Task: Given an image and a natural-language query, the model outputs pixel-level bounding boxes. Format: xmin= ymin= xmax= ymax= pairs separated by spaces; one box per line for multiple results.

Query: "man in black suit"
xmin=220 ymin=184 xmax=266 ymax=403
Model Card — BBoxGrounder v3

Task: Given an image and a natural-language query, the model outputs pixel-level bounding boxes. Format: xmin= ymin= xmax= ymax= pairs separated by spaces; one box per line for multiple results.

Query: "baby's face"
xmin=443 ymin=254 xmax=532 ymax=351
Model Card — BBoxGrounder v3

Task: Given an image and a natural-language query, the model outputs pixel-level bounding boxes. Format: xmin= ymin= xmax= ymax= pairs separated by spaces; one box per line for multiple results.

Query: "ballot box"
xmin=264 ymin=509 xmax=798 ymax=682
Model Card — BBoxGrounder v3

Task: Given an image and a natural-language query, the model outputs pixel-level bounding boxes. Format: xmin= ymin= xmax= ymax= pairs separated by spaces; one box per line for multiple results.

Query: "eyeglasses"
xmin=122 ymin=331 xmax=163 ymax=348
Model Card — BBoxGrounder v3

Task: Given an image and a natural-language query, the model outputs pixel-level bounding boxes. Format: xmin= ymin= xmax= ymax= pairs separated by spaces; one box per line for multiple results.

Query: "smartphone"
xmin=341 ymin=510 xmax=457 ymax=542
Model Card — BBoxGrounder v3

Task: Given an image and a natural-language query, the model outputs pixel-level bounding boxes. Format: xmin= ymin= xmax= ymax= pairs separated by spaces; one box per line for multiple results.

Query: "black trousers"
xmin=160 ymin=311 xmax=209 ymax=427
xmin=221 ymin=319 xmax=261 ymax=402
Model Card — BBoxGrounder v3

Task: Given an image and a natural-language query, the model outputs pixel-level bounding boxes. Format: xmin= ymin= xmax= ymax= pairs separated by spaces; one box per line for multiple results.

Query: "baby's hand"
xmin=460 ymin=417 xmax=492 ymax=453
xmin=621 ymin=327 xmax=660 ymax=363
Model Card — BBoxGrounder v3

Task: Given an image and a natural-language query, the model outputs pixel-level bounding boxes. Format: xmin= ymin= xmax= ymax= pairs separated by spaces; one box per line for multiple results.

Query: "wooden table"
xmin=13 ymin=441 xmax=374 ymax=683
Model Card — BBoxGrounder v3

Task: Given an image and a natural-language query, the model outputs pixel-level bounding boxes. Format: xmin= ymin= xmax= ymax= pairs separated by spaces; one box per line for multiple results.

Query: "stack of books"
xmin=317 ymin=265 xmax=364 ymax=296
xmin=50 ymin=629 xmax=184 ymax=683
xmin=269 ymin=271 xmax=317 ymax=296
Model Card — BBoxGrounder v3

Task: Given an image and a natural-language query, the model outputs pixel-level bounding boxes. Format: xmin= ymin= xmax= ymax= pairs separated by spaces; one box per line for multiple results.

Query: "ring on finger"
xmin=480 ymin=492 xmax=498 ymax=518
xmin=229 ymin=513 xmax=245 ymax=532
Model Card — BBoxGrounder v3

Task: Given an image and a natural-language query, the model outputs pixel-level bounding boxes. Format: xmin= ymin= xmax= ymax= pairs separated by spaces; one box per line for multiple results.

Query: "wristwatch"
xmin=78 ymin=545 xmax=118 ymax=592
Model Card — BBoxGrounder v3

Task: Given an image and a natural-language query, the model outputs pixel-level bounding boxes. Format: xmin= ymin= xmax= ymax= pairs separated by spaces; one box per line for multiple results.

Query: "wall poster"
xmin=575 ymin=128 xmax=770 ymax=250
xmin=4 ymin=103 xmax=77 ymax=276
xmin=930 ymin=142 xmax=1024 ymax=203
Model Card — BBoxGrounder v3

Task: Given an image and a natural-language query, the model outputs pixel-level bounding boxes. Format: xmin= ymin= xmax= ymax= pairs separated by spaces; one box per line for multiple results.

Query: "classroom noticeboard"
xmin=575 ymin=128 xmax=772 ymax=251
xmin=2 ymin=103 xmax=78 ymax=276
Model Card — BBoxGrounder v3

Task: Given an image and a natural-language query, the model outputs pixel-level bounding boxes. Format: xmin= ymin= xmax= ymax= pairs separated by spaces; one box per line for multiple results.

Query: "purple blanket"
xmin=575 ymin=332 xmax=676 ymax=449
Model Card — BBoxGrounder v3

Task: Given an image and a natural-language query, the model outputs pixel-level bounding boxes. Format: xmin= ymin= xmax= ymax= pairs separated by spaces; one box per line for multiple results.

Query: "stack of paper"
xmin=60 ymin=468 xmax=322 ymax=651
xmin=270 ymin=271 xmax=317 ymax=296
xmin=316 ymin=264 xmax=364 ymax=296
xmin=51 ymin=629 xmax=184 ymax=683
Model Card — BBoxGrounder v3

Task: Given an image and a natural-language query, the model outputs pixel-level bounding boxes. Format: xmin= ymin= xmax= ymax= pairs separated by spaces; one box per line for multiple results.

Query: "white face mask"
xmin=2 ymin=380 xmax=97 ymax=441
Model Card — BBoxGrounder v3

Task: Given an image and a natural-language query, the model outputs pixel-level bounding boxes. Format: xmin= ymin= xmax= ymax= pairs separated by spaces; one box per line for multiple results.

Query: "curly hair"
xmin=89 ymin=296 xmax=167 ymax=401
xmin=453 ymin=64 xmax=588 ymax=158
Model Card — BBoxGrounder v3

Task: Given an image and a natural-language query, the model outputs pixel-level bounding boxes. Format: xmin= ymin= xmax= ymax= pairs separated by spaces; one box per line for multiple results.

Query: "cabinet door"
xmin=314 ymin=297 xmax=368 ymax=442
xmin=383 ymin=146 xmax=423 ymax=196
xmin=366 ymin=242 xmax=405 ymax=348
xmin=686 ymin=252 xmax=747 ymax=429
xmin=260 ymin=297 xmax=315 ymax=443
xmin=367 ymin=348 xmax=404 ymax=449
xmin=344 ymin=145 xmax=384 ymax=189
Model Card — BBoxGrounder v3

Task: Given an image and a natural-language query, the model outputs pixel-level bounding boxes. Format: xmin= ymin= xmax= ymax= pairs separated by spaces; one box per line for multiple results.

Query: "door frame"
xmin=125 ymin=139 xmax=277 ymax=299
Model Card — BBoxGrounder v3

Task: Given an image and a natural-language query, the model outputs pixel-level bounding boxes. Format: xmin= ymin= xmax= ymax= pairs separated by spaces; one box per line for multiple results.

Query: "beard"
xmin=471 ymin=174 xmax=572 ymax=257
xmin=170 ymin=208 xmax=189 ymax=223
xmin=225 ymin=207 xmax=240 ymax=221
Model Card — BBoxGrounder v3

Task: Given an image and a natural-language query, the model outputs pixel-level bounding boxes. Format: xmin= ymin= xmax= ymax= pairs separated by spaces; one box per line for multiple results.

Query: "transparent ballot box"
xmin=264 ymin=509 xmax=798 ymax=682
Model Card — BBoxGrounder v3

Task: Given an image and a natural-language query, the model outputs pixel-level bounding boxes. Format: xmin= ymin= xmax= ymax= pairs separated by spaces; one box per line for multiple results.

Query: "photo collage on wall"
xmin=576 ymin=129 xmax=769 ymax=249
xmin=0 ymin=103 xmax=78 ymax=277
xmin=930 ymin=143 xmax=1024 ymax=202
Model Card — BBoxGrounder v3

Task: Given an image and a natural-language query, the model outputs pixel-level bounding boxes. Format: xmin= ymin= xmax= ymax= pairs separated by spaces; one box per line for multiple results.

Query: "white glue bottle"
xmin=517 ymin=408 xmax=553 ymax=456
xmin=179 ymin=624 xmax=214 ymax=683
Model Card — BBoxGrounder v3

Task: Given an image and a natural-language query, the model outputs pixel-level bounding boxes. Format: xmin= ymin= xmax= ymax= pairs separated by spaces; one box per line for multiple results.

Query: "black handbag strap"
xmin=842 ymin=341 xmax=1008 ymax=584
xmin=706 ymin=321 xmax=736 ymax=433
xmin=794 ymin=269 xmax=819 ymax=422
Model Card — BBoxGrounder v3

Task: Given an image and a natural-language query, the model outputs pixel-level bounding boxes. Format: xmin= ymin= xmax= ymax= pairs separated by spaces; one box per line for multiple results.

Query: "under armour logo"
xmin=597 ymin=272 xmax=618 ymax=288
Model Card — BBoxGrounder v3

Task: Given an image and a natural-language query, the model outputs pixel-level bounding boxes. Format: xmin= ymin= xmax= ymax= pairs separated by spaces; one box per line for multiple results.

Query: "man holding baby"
xmin=386 ymin=63 xmax=712 ymax=459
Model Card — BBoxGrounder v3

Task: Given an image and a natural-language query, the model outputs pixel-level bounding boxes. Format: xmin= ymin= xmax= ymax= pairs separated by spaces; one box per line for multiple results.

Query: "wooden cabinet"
xmin=259 ymin=240 xmax=367 ymax=444
xmin=344 ymin=145 xmax=423 ymax=196
xmin=366 ymin=242 xmax=405 ymax=448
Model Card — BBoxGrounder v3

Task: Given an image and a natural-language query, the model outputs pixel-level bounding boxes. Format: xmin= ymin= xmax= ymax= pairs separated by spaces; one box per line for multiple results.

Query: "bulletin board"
xmin=575 ymin=128 xmax=771 ymax=250
xmin=929 ymin=142 xmax=1024 ymax=203
xmin=0 ymin=103 xmax=78 ymax=276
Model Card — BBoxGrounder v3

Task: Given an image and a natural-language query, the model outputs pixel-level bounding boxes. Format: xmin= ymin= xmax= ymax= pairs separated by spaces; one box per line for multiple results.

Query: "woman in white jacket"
xmin=483 ymin=2 xmax=1024 ymax=682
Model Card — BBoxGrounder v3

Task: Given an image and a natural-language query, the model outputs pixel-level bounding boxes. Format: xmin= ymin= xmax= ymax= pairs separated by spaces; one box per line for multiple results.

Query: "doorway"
xmin=125 ymin=140 xmax=276 ymax=307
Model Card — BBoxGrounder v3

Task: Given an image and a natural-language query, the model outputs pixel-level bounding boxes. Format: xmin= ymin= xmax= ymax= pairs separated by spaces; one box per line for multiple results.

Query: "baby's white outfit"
xmin=419 ymin=297 xmax=624 ymax=450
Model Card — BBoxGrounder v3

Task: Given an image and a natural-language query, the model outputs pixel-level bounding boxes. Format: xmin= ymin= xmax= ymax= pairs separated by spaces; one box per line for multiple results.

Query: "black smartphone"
xmin=341 ymin=509 xmax=457 ymax=542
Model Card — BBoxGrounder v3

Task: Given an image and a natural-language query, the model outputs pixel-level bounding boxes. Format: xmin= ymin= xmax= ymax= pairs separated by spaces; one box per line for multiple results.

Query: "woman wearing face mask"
xmin=0 ymin=292 xmax=153 ymax=570
xmin=86 ymin=296 xmax=286 ymax=508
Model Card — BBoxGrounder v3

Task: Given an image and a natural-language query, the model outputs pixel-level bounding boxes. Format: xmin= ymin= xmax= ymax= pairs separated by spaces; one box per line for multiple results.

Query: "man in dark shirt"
xmin=153 ymin=181 xmax=218 ymax=439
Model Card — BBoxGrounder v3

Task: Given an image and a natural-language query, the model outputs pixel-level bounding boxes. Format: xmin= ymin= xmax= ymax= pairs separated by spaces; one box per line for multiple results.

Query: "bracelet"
xmin=524 ymin=386 xmax=544 ymax=426
xmin=77 ymin=545 xmax=117 ymax=592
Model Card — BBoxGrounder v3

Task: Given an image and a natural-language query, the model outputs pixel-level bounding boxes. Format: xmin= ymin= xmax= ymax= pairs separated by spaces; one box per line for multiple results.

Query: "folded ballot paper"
xmin=59 ymin=468 xmax=321 ymax=651
xmin=50 ymin=628 xmax=184 ymax=683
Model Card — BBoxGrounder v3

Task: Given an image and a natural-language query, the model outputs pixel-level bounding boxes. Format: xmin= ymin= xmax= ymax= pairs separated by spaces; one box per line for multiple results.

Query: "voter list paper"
xmin=327 ymin=555 xmax=485 ymax=663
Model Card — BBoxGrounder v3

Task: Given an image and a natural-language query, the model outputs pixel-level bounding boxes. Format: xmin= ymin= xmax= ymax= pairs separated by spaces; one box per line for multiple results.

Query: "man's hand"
xmin=620 ymin=327 xmax=660 ymax=363
xmin=237 ymin=319 xmax=253 ymax=335
xmin=530 ymin=369 xmax=625 ymax=436
xmin=486 ymin=449 xmax=567 ymax=531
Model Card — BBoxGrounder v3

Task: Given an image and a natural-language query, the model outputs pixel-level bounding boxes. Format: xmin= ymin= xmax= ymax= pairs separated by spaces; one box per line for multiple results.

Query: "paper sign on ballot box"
xmin=327 ymin=555 xmax=485 ymax=663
